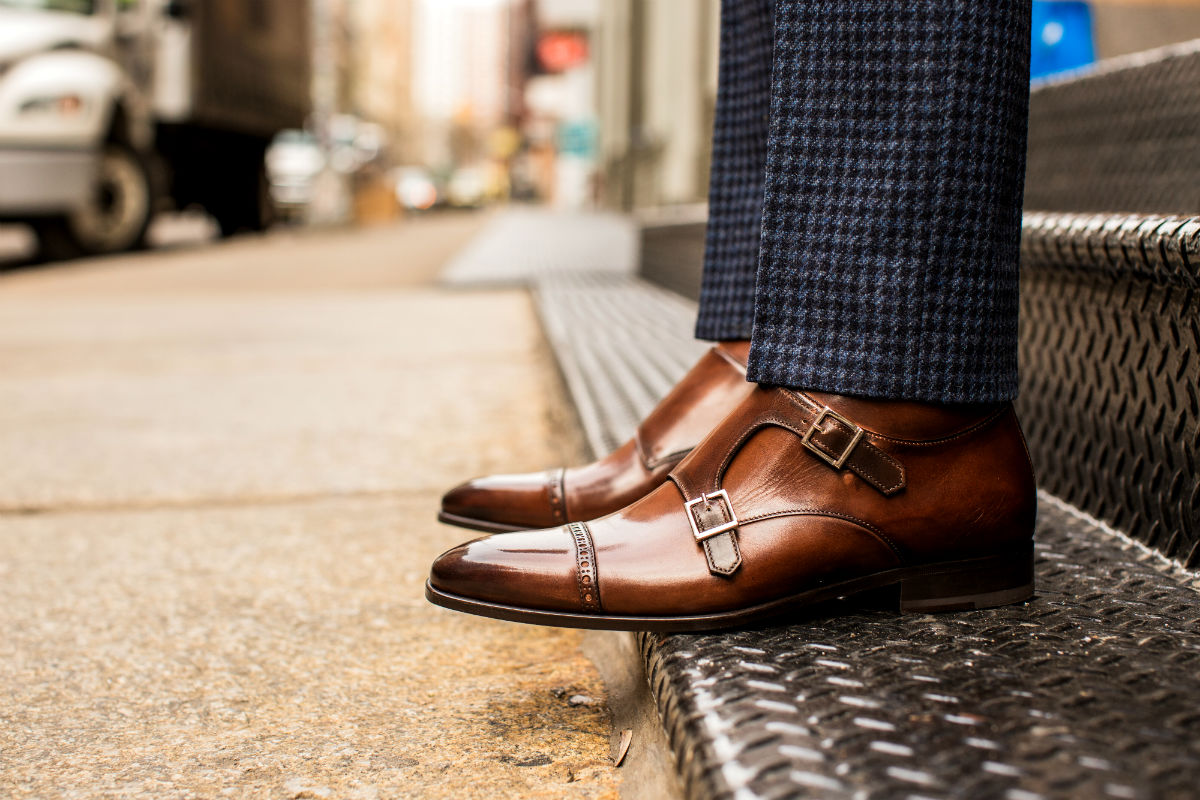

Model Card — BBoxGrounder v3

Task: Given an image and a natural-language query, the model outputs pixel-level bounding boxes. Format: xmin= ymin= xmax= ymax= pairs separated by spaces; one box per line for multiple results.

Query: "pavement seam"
xmin=0 ymin=487 xmax=438 ymax=517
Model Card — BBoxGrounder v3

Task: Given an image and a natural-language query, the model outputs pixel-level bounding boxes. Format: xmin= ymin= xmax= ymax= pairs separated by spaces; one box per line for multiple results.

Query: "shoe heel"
xmin=898 ymin=547 xmax=1034 ymax=613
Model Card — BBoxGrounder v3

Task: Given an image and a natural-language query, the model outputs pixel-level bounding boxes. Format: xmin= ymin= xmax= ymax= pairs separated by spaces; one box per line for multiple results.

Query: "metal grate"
xmin=1024 ymin=40 xmax=1200 ymax=214
xmin=529 ymin=216 xmax=1200 ymax=797
xmin=640 ymin=498 xmax=1200 ymax=800
xmin=535 ymin=271 xmax=706 ymax=456
xmin=1017 ymin=213 xmax=1200 ymax=567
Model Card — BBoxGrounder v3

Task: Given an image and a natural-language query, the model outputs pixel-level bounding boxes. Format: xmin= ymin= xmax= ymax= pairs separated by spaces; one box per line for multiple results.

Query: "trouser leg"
xmin=747 ymin=1 xmax=1032 ymax=403
xmin=694 ymin=0 xmax=776 ymax=341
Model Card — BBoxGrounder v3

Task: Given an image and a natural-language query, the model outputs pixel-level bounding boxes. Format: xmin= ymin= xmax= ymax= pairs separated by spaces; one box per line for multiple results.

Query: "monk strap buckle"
xmin=803 ymin=406 xmax=864 ymax=469
xmin=685 ymin=489 xmax=739 ymax=542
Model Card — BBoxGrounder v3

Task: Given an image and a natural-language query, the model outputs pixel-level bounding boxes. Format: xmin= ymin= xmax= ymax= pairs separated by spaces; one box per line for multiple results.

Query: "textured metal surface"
xmin=529 ymin=216 xmax=1200 ymax=798
xmin=535 ymin=271 xmax=705 ymax=456
xmin=641 ymin=498 xmax=1200 ymax=800
xmin=1024 ymin=41 xmax=1200 ymax=214
xmin=639 ymin=216 xmax=709 ymax=303
xmin=1020 ymin=212 xmax=1200 ymax=288
xmin=1018 ymin=213 xmax=1200 ymax=567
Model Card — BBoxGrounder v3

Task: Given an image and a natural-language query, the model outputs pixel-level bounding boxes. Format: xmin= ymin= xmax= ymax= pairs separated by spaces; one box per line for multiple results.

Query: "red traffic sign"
xmin=538 ymin=31 xmax=589 ymax=72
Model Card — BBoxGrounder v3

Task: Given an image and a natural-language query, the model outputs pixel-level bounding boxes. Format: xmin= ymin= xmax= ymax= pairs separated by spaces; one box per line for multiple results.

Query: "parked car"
xmin=393 ymin=166 xmax=438 ymax=212
xmin=445 ymin=166 xmax=488 ymax=209
xmin=266 ymin=130 xmax=325 ymax=222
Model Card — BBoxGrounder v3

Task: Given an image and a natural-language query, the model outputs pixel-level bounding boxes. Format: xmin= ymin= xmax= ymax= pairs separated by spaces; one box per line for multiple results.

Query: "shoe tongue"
xmin=802 ymin=391 xmax=1003 ymax=441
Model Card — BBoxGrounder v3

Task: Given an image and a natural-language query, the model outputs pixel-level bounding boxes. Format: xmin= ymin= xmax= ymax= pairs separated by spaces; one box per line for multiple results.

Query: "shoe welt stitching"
xmin=568 ymin=522 xmax=601 ymax=613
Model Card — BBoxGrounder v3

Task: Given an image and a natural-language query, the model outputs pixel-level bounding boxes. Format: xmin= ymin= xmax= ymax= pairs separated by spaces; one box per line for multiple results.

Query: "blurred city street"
xmin=7 ymin=0 xmax=1199 ymax=798
xmin=0 ymin=217 xmax=619 ymax=799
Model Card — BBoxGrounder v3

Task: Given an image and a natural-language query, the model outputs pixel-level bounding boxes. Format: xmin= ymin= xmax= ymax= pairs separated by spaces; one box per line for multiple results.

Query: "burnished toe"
xmin=429 ymin=527 xmax=583 ymax=612
xmin=439 ymin=470 xmax=565 ymax=532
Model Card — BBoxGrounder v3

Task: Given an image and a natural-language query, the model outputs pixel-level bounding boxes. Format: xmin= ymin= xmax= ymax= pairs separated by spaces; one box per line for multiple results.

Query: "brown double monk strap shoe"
xmin=438 ymin=340 xmax=755 ymax=533
xmin=426 ymin=385 xmax=1037 ymax=632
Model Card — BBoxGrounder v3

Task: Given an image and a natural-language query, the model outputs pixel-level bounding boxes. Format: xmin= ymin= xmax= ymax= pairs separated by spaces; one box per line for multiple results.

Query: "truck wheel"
xmin=34 ymin=143 xmax=153 ymax=260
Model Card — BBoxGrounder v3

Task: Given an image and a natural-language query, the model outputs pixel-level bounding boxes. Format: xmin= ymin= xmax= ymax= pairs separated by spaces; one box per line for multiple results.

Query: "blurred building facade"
xmin=414 ymin=0 xmax=525 ymax=169
xmin=309 ymin=0 xmax=1200 ymax=219
xmin=307 ymin=0 xmax=721 ymax=213
xmin=592 ymin=0 xmax=720 ymax=212
xmin=524 ymin=0 xmax=720 ymax=211
xmin=349 ymin=0 xmax=418 ymax=165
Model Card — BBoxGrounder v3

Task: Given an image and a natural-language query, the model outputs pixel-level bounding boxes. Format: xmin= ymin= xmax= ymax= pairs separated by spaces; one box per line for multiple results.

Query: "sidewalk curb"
xmin=582 ymin=631 xmax=685 ymax=800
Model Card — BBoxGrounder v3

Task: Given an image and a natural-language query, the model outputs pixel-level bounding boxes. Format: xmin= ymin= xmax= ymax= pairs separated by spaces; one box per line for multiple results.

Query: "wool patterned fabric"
xmin=699 ymin=0 xmax=1031 ymax=403
xmin=694 ymin=0 xmax=775 ymax=341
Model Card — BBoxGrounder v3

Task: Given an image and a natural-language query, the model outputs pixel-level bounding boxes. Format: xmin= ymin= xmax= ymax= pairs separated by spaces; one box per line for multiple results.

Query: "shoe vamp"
xmin=591 ymin=498 xmax=901 ymax=617
xmin=636 ymin=348 xmax=754 ymax=468
xmin=564 ymin=440 xmax=664 ymax=522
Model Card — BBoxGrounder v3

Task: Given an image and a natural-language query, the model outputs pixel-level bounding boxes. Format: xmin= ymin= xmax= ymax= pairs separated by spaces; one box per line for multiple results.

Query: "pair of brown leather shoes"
xmin=428 ymin=342 xmax=1036 ymax=631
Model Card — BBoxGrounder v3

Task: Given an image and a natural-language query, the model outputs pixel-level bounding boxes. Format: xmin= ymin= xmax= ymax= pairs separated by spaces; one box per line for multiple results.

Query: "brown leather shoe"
xmin=427 ymin=385 xmax=1037 ymax=631
xmin=438 ymin=340 xmax=754 ymax=533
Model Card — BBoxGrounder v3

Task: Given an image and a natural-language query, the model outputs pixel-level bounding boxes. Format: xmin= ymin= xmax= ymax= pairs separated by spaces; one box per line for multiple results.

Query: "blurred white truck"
xmin=0 ymin=0 xmax=309 ymax=258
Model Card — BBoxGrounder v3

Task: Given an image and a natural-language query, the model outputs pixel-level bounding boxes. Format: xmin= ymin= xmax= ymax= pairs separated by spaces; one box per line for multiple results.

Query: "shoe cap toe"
xmin=429 ymin=528 xmax=584 ymax=612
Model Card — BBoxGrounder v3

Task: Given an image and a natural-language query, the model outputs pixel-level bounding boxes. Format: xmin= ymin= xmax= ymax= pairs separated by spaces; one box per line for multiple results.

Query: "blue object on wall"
xmin=1031 ymin=1 xmax=1095 ymax=79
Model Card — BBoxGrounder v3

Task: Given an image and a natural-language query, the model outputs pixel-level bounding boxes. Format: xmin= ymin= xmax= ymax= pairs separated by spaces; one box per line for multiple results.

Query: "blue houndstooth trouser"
xmin=696 ymin=0 xmax=1032 ymax=403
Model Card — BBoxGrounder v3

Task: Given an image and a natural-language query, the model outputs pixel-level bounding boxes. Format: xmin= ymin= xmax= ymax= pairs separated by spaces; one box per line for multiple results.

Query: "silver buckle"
xmin=801 ymin=406 xmax=864 ymax=469
xmin=684 ymin=489 xmax=739 ymax=542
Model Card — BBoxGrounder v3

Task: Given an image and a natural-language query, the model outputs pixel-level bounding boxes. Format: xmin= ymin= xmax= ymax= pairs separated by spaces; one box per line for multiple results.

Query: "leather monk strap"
xmin=676 ymin=393 xmax=907 ymax=576
xmin=788 ymin=392 xmax=906 ymax=496
xmin=685 ymin=489 xmax=739 ymax=542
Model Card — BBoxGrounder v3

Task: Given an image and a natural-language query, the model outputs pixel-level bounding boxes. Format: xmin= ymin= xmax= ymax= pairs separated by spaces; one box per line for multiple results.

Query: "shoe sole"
xmin=425 ymin=546 xmax=1035 ymax=632
xmin=437 ymin=511 xmax=530 ymax=534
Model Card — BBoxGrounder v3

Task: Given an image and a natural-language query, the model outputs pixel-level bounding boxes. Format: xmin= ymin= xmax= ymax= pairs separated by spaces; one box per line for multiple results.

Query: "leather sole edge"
xmin=436 ymin=511 xmax=530 ymax=534
xmin=425 ymin=547 xmax=1036 ymax=633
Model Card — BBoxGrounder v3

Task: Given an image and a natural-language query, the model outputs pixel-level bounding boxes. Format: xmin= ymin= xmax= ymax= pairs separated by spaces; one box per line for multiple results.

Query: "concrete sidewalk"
xmin=0 ymin=215 xmax=619 ymax=799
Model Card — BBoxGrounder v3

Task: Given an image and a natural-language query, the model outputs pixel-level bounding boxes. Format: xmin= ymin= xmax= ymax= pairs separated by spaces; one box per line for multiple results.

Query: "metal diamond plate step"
xmin=1024 ymin=41 xmax=1200 ymax=215
xmin=1017 ymin=213 xmax=1200 ymax=568
xmin=535 ymin=271 xmax=707 ymax=457
xmin=641 ymin=499 xmax=1200 ymax=800
xmin=530 ymin=217 xmax=1200 ymax=798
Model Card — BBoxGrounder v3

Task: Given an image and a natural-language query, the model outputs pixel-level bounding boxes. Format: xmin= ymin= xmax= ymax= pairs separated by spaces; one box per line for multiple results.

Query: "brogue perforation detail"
xmin=547 ymin=468 xmax=567 ymax=524
xmin=568 ymin=522 xmax=601 ymax=612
